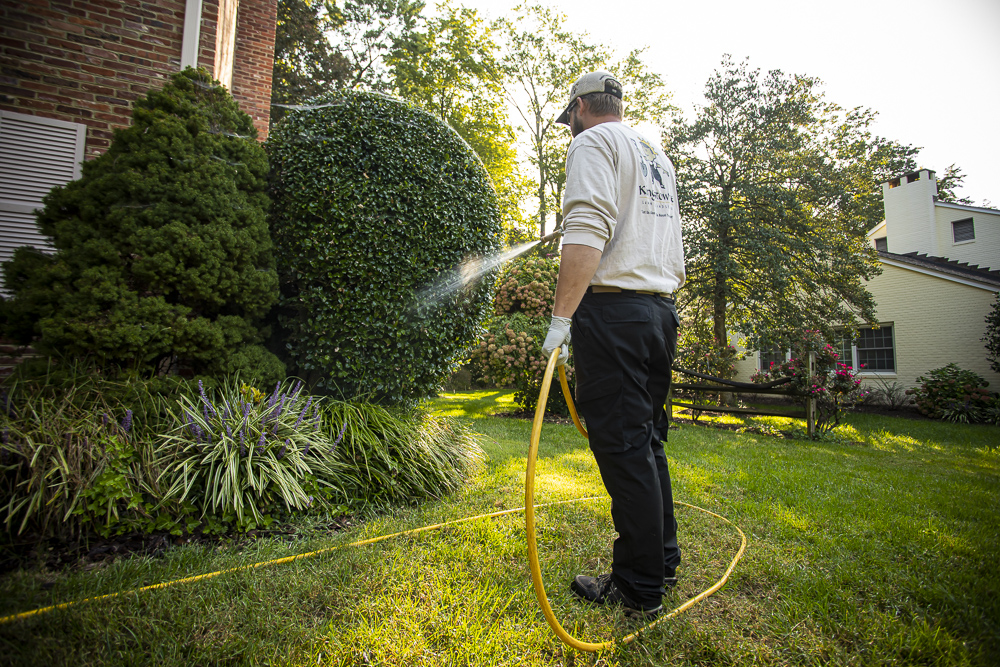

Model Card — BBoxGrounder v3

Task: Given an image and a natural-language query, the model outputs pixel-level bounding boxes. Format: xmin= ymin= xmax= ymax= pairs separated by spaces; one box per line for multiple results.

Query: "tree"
xmin=1 ymin=69 xmax=283 ymax=382
xmin=495 ymin=5 xmax=673 ymax=238
xmin=666 ymin=56 xmax=919 ymax=352
xmin=388 ymin=1 xmax=531 ymax=241
xmin=936 ymin=164 xmax=976 ymax=205
xmin=271 ymin=0 xmax=352 ymax=125
xmin=327 ymin=0 xmax=425 ymax=90
xmin=985 ymin=291 xmax=1000 ymax=374
xmin=494 ymin=4 xmax=607 ymax=238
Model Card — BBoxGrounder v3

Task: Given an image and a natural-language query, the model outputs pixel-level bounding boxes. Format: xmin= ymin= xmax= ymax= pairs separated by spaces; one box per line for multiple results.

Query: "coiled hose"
xmin=525 ymin=347 xmax=747 ymax=652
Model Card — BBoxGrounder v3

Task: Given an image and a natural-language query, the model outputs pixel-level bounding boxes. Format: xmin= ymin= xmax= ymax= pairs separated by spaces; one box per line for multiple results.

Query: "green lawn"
xmin=1 ymin=390 xmax=997 ymax=666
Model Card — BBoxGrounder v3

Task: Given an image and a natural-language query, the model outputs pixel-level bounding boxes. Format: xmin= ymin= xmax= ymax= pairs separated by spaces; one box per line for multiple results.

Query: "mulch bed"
xmin=0 ymin=515 xmax=355 ymax=576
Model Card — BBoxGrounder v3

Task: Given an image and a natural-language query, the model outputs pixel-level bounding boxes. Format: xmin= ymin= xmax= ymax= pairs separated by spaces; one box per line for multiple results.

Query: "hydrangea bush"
xmin=470 ymin=255 xmax=574 ymax=414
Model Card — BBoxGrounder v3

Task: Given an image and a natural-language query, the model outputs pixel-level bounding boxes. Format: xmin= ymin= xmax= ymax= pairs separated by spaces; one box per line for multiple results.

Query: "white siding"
xmin=934 ymin=203 xmax=1000 ymax=271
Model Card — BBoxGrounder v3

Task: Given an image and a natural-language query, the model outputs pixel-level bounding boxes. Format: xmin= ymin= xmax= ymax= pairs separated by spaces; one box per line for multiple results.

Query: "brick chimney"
xmin=881 ymin=169 xmax=937 ymax=255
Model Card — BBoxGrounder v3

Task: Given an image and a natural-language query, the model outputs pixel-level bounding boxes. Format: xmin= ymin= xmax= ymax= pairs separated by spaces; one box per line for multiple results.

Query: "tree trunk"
xmin=537 ymin=157 xmax=547 ymax=238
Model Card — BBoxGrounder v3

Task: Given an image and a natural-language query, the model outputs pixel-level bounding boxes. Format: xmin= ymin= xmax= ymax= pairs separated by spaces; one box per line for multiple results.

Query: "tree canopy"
xmin=666 ymin=56 xmax=919 ymax=351
xmin=494 ymin=4 xmax=672 ymax=238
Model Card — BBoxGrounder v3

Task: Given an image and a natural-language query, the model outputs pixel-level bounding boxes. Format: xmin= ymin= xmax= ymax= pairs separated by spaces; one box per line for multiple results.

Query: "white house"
xmin=734 ymin=169 xmax=1000 ymax=390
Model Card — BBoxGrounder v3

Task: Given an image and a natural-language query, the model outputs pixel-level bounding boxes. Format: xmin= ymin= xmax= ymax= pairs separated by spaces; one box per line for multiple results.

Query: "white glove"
xmin=542 ymin=316 xmax=572 ymax=366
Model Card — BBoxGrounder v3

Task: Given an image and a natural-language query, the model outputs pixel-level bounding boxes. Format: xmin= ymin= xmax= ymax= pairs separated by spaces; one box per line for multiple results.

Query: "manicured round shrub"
xmin=267 ymin=91 xmax=503 ymax=403
xmin=0 ymin=68 xmax=283 ymax=383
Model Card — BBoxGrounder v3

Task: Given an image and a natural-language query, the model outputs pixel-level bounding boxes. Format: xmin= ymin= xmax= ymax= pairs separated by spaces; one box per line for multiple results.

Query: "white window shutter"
xmin=0 ymin=110 xmax=86 ymax=272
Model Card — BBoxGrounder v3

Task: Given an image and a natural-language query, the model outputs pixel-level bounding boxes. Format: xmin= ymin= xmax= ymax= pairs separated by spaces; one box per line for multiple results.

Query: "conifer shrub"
xmin=267 ymin=91 xmax=503 ymax=404
xmin=0 ymin=68 xmax=283 ymax=383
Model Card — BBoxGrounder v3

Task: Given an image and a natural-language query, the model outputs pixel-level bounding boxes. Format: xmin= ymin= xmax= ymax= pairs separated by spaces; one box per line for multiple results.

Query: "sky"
xmin=457 ymin=0 xmax=1000 ymax=207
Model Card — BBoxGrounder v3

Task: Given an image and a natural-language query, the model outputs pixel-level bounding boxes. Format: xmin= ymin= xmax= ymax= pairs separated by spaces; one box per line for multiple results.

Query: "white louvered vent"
xmin=0 ymin=111 xmax=85 ymax=278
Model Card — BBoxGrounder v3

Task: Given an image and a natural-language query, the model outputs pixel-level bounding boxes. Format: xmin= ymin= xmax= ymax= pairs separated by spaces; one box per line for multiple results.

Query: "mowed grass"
xmin=0 ymin=389 xmax=997 ymax=666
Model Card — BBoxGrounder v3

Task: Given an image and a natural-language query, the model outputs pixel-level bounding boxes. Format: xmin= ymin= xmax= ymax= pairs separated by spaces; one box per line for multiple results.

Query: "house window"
xmin=856 ymin=325 xmax=895 ymax=372
xmin=835 ymin=332 xmax=855 ymax=369
xmin=759 ymin=346 xmax=787 ymax=372
xmin=952 ymin=218 xmax=975 ymax=243
xmin=874 ymin=237 xmax=888 ymax=252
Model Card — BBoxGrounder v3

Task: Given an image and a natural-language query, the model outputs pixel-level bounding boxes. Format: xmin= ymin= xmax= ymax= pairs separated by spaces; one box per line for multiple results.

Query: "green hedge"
xmin=267 ymin=91 xmax=503 ymax=404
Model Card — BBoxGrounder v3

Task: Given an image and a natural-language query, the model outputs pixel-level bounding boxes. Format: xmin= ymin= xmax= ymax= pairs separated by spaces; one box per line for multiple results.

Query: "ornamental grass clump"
xmin=905 ymin=364 xmax=996 ymax=424
xmin=323 ymin=401 xmax=483 ymax=507
xmin=0 ymin=378 xmax=173 ymax=540
xmin=157 ymin=378 xmax=352 ymax=529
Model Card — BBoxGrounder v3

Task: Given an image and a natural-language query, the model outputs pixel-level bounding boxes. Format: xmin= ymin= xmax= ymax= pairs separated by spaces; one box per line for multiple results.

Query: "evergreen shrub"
xmin=905 ymin=364 xmax=995 ymax=423
xmin=0 ymin=68 xmax=283 ymax=383
xmin=268 ymin=91 xmax=503 ymax=404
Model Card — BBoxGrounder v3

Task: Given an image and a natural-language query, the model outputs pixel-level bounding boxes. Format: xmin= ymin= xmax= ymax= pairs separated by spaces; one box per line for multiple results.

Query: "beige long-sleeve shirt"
xmin=561 ymin=121 xmax=686 ymax=293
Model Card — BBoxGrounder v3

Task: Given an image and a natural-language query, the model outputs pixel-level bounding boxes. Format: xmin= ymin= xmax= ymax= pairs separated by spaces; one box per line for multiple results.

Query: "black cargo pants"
xmin=571 ymin=289 xmax=681 ymax=608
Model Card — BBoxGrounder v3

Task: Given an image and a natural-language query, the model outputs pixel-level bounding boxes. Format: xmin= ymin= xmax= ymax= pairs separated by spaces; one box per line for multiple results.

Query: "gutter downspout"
xmin=181 ymin=0 xmax=204 ymax=70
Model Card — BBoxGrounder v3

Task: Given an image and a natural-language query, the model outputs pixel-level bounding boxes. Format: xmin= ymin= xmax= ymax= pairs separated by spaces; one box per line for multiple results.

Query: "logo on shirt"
xmin=631 ymin=137 xmax=675 ymax=217
xmin=632 ymin=138 xmax=667 ymax=190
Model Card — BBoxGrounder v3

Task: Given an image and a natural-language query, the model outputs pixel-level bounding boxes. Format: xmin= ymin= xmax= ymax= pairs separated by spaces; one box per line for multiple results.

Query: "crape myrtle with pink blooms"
xmin=751 ymin=329 xmax=868 ymax=434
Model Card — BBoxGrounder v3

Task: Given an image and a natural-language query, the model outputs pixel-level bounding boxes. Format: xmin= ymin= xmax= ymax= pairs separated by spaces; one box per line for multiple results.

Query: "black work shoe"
xmin=571 ymin=573 xmax=663 ymax=618
xmin=664 ymin=576 xmax=678 ymax=590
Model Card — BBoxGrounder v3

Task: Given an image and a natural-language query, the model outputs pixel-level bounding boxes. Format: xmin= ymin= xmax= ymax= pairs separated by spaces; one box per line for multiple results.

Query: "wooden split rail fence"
xmin=669 ymin=352 xmax=817 ymax=438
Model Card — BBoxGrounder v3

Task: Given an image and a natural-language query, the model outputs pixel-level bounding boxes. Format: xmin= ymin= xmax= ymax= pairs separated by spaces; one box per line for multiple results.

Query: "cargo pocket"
xmin=576 ymin=368 xmax=624 ymax=453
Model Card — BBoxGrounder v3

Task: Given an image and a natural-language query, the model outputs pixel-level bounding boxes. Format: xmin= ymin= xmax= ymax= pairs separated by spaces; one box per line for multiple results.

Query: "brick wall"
xmin=230 ymin=0 xmax=275 ymax=138
xmin=0 ymin=0 xmax=276 ymax=158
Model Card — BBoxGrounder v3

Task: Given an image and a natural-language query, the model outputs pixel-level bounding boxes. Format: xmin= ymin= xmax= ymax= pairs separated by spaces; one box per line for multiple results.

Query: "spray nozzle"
xmin=538 ymin=230 xmax=563 ymax=244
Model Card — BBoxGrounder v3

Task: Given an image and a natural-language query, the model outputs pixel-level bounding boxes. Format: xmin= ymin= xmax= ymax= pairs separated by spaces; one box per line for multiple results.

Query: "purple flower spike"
xmin=331 ymin=421 xmax=348 ymax=452
xmin=274 ymin=393 xmax=288 ymax=422
xmin=294 ymin=397 xmax=313 ymax=430
xmin=267 ymin=382 xmax=281 ymax=411
xmin=257 ymin=430 xmax=266 ymax=454
xmin=198 ymin=380 xmax=217 ymax=418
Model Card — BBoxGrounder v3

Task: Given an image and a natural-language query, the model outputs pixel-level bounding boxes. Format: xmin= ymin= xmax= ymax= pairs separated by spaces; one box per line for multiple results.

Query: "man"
xmin=542 ymin=71 xmax=685 ymax=618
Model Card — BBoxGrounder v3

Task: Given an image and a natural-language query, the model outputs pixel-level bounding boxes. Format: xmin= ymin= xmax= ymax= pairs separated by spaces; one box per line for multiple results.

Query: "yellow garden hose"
xmin=2 ymin=351 xmax=747 ymax=659
xmin=525 ymin=348 xmax=747 ymax=652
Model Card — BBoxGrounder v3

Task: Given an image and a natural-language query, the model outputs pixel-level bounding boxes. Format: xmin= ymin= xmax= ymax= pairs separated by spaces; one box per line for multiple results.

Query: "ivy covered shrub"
xmin=470 ymin=255 xmax=574 ymax=414
xmin=268 ymin=91 xmax=503 ymax=404
xmin=0 ymin=68 xmax=283 ymax=383
xmin=905 ymin=364 xmax=996 ymax=423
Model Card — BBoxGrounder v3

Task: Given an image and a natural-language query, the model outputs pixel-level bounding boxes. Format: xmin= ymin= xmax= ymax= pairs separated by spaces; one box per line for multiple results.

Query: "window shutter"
xmin=952 ymin=218 xmax=975 ymax=243
xmin=0 ymin=110 xmax=86 ymax=271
